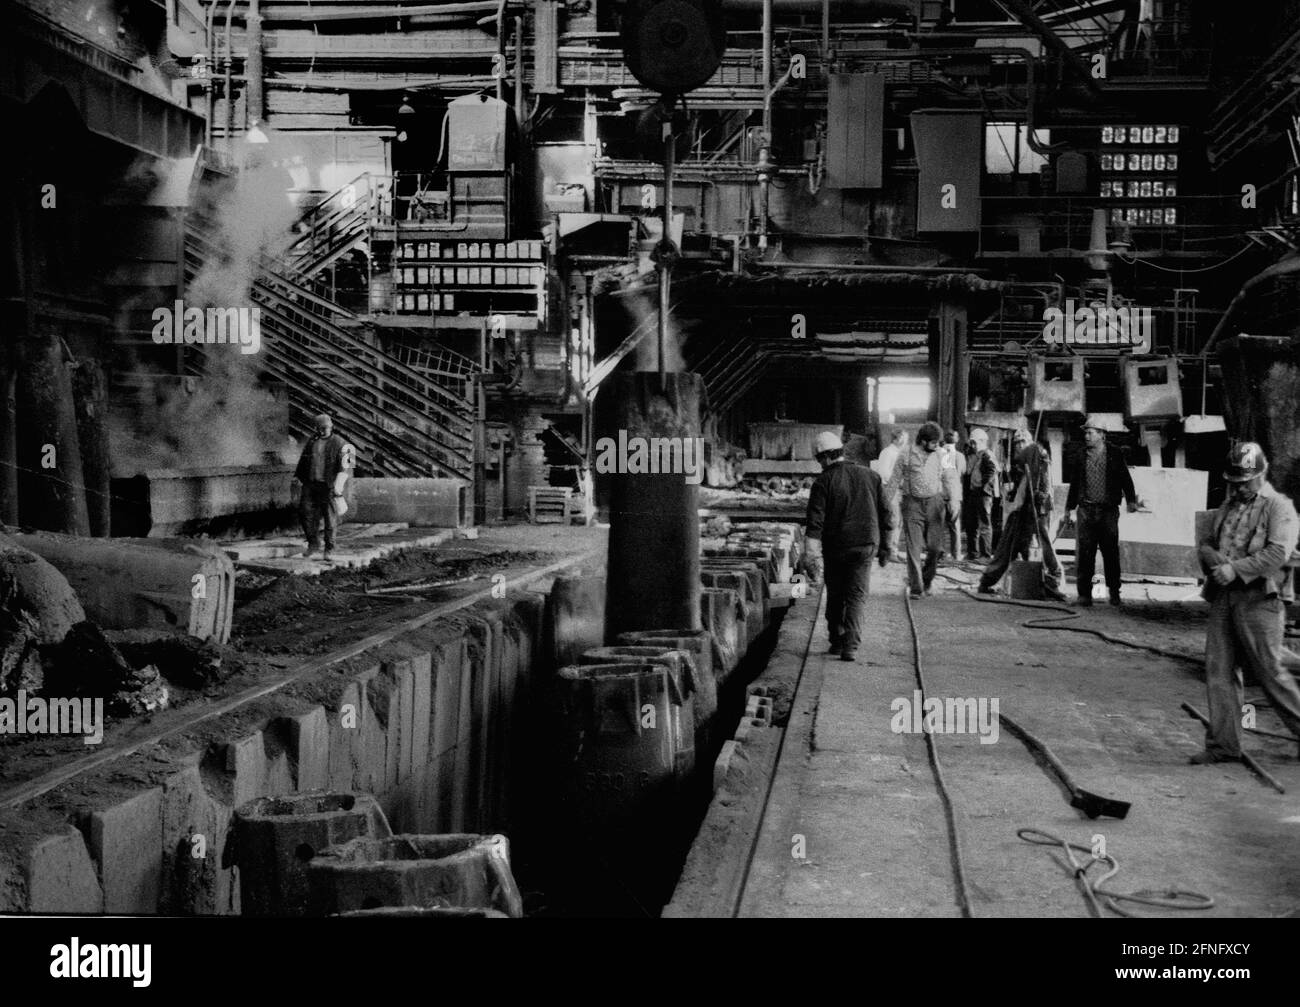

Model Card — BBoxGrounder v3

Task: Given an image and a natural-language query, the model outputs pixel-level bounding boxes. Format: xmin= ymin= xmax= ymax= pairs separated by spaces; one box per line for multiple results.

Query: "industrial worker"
xmin=803 ymin=431 xmax=893 ymax=662
xmin=899 ymin=421 xmax=960 ymax=599
xmin=963 ymin=428 xmax=998 ymax=560
xmin=1064 ymin=416 xmax=1140 ymax=606
xmin=1192 ymin=442 xmax=1300 ymax=765
xmin=941 ymin=430 xmax=966 ymax=561
xmin=294 ymin=412 xmax=353 ymax=560
xmin=875 ymin=429 xmax=908 ymax=560
xmin=978 ymin=432 xmax=1069 ymax=603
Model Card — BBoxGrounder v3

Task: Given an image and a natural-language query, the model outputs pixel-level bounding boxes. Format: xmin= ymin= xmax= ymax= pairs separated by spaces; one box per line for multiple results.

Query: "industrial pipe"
xmin=751 ymin=261 xmax=991 ymax=274
xmin=660 ymin=126 xmax=675 ymax=380
xmin=203 ymin=0 xmax=217 ymax=147
xmin=723 ymin=0 xmax=911 ymax=10
xmin=495 ymin=0 xmax=507 ymax=100
xmin=223 ymin=0 xmax=237 ymax=152
xmin=247 ymin=0 xmax=264 ymax=131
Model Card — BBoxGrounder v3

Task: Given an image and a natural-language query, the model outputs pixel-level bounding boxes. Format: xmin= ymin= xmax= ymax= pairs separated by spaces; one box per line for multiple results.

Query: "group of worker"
xmin=802 ymin=423 xmax=1300 ymax=765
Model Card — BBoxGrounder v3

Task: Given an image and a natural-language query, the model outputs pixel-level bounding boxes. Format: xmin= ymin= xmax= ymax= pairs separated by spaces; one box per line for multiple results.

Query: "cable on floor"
xmin=957 ymin=588 xmax=1300 ymax=744
xmin=903 ymin=586 xmax=975 ymax=919
xmin=1017 ymin=828 xmax=1215 ymax=918
xmin=957 ymin=587 xmax=1204 ymax=664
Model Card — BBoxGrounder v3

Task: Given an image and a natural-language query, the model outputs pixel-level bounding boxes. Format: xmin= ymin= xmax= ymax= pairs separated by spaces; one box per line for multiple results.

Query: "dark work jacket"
xmin=1064 ymin=445 xmax=1137 ymax=511
xmin=295 ymin=433 xmax=350 ymax=486
xmin=805 ymin=460 xmax=892 ymax=553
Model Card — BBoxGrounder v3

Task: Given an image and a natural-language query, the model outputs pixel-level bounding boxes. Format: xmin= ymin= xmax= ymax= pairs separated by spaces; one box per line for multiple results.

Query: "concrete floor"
xmin=738 ymin=562 xmax=1300 ymax=918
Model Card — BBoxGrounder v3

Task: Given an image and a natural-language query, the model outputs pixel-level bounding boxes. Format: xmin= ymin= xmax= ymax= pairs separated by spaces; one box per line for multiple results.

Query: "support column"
xmin=15 ymin=329 xmax=90 ymax=535
xmin=934 ymin=299 xmax=968 ymax=431
xmin=604 ymin=372 xmax=703 ymax=640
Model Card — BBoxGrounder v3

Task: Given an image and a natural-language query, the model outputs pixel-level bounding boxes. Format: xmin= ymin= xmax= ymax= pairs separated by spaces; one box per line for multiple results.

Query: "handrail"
xmin=186 ymin=225 xmax=473 ymax=423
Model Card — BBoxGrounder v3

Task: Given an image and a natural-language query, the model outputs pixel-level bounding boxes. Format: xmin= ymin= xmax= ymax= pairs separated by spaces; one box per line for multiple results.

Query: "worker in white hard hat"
xmin=1063 ymin=414 xmax=1140 ymax=605
xmin=1192 ymin=441 xmax=1300 ymax=764
xmin=963 ymin=427 xmax=998 ymax=559
xmin=940 ymin=430 xmax=966 ymax=561
xmin=293 ymin=412 xmax=354 ymax=560
xmin=803 ymin=430 xmax=893 ymax=662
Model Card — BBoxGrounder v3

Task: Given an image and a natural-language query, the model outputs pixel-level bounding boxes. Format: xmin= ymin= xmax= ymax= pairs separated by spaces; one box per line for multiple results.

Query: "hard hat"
xmin=813 ymin=431 xmax=843 ymax=455
xmin=1012 ymin=427 xmax=1031 ymax=443
xmin=969 ymin=427 xmax=989 ymax=445
xmin=314 ymin=412 xmax=332 ymax=432
xmin=1082 ymin=414 xmax=1108 ymax=431
xmin=1224 ymin=441 xmax=1268 ymax=482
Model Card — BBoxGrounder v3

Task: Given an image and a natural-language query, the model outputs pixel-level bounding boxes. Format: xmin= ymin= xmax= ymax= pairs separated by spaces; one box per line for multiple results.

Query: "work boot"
xmin=827 ymin=636 xmax=842 ymax=654
xmin=302 ymin=545 xmax=317 ymax=558
xmin=322 ymin=548 xmax=333 ymax=562
xmin=1189 ymin=749 xmax=1239 ymax=765
xmin=1077 ymin=595 xmax=1094 ymax=607
xmin=977 ymin=582 xmax=995 ymax=595
xmin=923 ymin=585 xmax=934 ymax=597
xmin=1109 ymin=592 xmax=1123 ymax=607
xmin=1043 ymin=586 xmax=1069 ymax=603
xmin=840 ymin=649 xmax=858 ymax=662
xmin=909 ymin=589 xmax=923 ymax=600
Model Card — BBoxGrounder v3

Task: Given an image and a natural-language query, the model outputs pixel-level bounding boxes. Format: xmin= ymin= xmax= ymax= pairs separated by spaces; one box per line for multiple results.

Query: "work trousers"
xmin=963 ymin=493 xmax=993 ymax=559
xmin=884 ymin=491 xmax=902 ymax=556
xmin=299 ymin=481 xmax=338 ymax=550
xmin=945 ymin=499 xmax=962 ymax=558
xmin=1075 ymin=503 xmax=1121 ymax=598
xmin=979 ymin=504 xmax=1063 ymax=592
xmin=903 ymin=494 xmax=946 ymax=594
xmin=825 ymin=545 xmax=874 ymax=653
xmin=1204 ymin=585 xmax=1300 ymax=757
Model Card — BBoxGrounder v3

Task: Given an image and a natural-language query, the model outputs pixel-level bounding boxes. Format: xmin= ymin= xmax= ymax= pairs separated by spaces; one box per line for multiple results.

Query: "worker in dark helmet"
xmin=803 ymin=430 xmax=893 ymax=662
xmin=1191 ymin=442 xmax=1300 ymax=765
xmin=898 ymin=421 xmax=960 ymax=599
xmin=293 ymin=413 xmax=354 ymax=560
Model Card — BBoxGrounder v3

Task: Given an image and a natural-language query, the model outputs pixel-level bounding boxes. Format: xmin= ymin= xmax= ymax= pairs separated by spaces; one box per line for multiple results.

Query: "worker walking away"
xmin=803 ymin=431 xmax=893 ymax=662
xmin=1064 ymin=415 xmax=1140 ymax=606
xmin=899 ymin=421 xmax=959 ymax=599
xmin=941 ymin=430 xmax=966 ymax=562
xmin=964 ymin=428 xmax=998 ymax=560
xmin=875 ymin=429 xmax=908 ymax=560
xmin=978 ymin=432 xmax=1069 ymax=602
xmin=1192 ymin=442 xmax=1300 ymax=764
xmin=294 ymin=412 xmax=354 ymax=561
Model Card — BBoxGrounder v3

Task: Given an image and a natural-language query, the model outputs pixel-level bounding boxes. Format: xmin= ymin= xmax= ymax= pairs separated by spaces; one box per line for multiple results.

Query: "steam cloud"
xmin=110 ymin=139 xmax=306 ymax=476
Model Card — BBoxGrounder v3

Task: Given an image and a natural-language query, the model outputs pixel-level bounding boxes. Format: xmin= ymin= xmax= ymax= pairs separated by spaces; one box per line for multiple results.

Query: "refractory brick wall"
xmin=0 ymin=590 xmax=550 ymax=915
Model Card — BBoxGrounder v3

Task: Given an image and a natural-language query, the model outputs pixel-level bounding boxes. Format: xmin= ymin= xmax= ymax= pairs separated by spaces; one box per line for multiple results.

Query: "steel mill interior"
xmin=3 ymin=0 xmax=1300 ymax=925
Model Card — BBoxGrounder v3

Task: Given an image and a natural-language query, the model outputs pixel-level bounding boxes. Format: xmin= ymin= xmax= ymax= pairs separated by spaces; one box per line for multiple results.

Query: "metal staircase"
xmin=277 ymin=172 xmax=389 ymax=278
xmin=182 ymin=219 xmax=474 ymax=480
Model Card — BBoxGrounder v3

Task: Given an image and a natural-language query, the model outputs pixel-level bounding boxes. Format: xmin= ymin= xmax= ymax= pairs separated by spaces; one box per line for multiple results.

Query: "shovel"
xmin=999 ymin=713 xmax=1131 ymax=819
